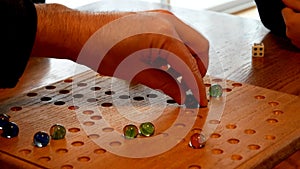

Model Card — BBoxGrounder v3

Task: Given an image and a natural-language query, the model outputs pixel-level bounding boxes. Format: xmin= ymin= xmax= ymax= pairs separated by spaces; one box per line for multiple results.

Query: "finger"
xmin=282 ymin=0 xmax=300 ymax=12
xmin=185 ymin=45 xmax=208 ymax=76
xmin=161 ymin=39 xmax=208 ymax=107
xmin=282 ymin=7 xmax=299 ymax=39
xmin=132 ymin=68 xmax=186 ymax=104
xmin=153 ymin=12 xmax=209 ymax=76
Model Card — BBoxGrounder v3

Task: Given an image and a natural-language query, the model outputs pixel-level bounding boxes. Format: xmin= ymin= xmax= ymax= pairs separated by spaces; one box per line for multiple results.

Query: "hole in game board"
xmin=109 ymin=141 xmax=122 ymax=147
xmin=77 ymin=156 xmax=90 ymax=162
xmin=64 ymin=79 xmax=73 ymax=83
xmin=27 ymin=92 xmax=38 ymax=97
xmin=91 ymin=115 xmax=102 ymax=120
xmin=268 ymin=101 xmax=279 ymax=106
xmin=244 ymin=129 xmax=256 ymax=134
xmin=38 ymin=156 xmax=51 ymax=162
xmin=211 ymin=148 xmax=224 ymax=154
xmin=83 ymin=121 xmax=95 ymax=126
xmin=174 ymin=123 xmax=186 ymax=128
xmin=273 ymin=110 xmax=283 ymax=115
xmin=90 ymin=86 xmax=101 ymax=91
xmin=83 ymin=110 xmax=94 ymax=115
xmin=87 ymin=98 xmax=98 ymax=103
xmin=54 ymin=101 xmax=65 ymax=106
xmin=204 ymin=83 xmax=211 ymax=87
xmin=105 ymin=90 xmax=115 ymax=95
xmin=265 ymin=135 xmax=276 ymax=140
xmin=61 ymin=165 xmax=74 ymax=169
xmin=227 ymin=138 xmax=240 ymax=144
xmin=71 ymin=141 xmax=84 ymax=146
xmin=191 ymin=128 xmax=202 ymax=133
xmin=212 ymin=78 xmax=223 ymax=82
xmin=102 ymin=127 xmax=114 ymax=132
xmin=119 ymin=95 xmax=130 ymax=99
xmin=248 ymin=144 xmax=261 ymax=150
xmin=147 ymin=94 xmax=158 ymax=98
xmin=68 ymin=128 xmax=80 ymax=133
xmin=77 ymin=82 xmax=87 ymax=87
xmin=101 ymin=102 xmax=113 ymax=107
xmin=10 ymin=106 xmax=22 ymax=111
xmin=226 ymin=124 xmax=237 ymax=129
xmin=56 ymin=148 xmax=68 ymax=154
xmin=231 ymin=154 xmax=243 ymax=160
xmin=45 ymin=85 xmax=56 ymax=90
xmin=266 ymin=118 xmax=278 ymax=123
xmin=59 ymin=90 xmax=70 ymax=94
xmin=232 ymin=83 xmax=242 ymax=87
xmin=188 ymin=165 xmax=201 ymax=169
xmin=133 ymin=96 xmax=144 ymax=101
xmin=166 ymin=99 xmax=176 ymax=104
xmin=68 ymin=105 xmax=79 ymax=110
xmin=18 ymin=149 xmax=32 ymax=155
xmin=41 ymin=97 xmax=52 ymax=101
xmin=88 ymin=134 xmax=100 ymax=139
xmin=223 ymin=88 xmax=232 ymax=92
xmin=254 ymin=95 xmax=266 ymax=99
xmin=210 ymin=133 xmax=221 ymax=138
xmin=94 ymin=148 xmax=106 ymax=154
xmin=73 ymin=94 xmax=84 ymax=98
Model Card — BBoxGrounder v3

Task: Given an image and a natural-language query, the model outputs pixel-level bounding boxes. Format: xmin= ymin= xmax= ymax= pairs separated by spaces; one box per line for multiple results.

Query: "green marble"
xmin=139 ymin=122 xmax=155 ymax=137
xmin=123 ymin=124 xmax=139 ymax=139
xmin=49 ymin=124 xmax=66 ymax=140
xmin=209 ymin=84 xmax=223 ymax=97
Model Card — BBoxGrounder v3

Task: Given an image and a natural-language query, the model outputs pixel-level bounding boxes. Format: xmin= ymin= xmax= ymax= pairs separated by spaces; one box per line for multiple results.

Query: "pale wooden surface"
xmin=1 ymin=69 xmax=300 ymax=169
xmin=1 ymin=0 xmax=300 ymax=168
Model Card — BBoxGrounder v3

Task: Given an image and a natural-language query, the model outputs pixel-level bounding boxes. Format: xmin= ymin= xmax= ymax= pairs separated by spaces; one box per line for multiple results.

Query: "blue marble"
xmin=33 ymin=131 xmax=50 ymax=148
xmin=2 ymin=122 xmax=19 ymax=138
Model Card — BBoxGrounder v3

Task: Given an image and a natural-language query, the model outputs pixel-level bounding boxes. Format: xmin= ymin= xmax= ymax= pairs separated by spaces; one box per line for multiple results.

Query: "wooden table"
xmin=0 ymin=0 xmax=299 ymax=169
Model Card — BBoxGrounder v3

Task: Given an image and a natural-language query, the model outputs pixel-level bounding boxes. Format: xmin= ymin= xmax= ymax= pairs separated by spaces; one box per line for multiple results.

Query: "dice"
xmin=252 ymin=42 xmax=264 ymax=57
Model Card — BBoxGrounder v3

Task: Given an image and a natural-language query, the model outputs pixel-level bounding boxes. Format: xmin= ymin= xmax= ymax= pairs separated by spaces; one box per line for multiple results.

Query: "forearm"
xmin=31 ymin=4 xmax=135 ymax=61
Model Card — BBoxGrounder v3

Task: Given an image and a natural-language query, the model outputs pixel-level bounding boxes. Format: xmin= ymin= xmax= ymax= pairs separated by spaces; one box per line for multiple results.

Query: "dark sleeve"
xmin=0 ymin=0 xmax=37 ymax=88
xmin=254 ymin=0 xmax=286 ymax=37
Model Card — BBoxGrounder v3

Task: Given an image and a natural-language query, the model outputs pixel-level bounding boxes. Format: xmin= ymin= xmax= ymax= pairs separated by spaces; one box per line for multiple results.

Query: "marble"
xmin=123 ymin=124 xmax=139 ymax=139
xmin=139 ymin=122 xmax=155 ymax=137
xmin=50 ymin=124 xmax=66 ymax=140
xmin=2 ymin=122 xmax=19 ymax=138
xmin=209 ymin=84 xmax=223 ymax=97
xmin=33 ymin=131 xmax=50 ymax=148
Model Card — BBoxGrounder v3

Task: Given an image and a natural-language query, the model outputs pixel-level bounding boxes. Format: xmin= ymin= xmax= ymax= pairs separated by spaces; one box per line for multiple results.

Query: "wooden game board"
xmin=1 ymin=70 xmax=299 ymax=169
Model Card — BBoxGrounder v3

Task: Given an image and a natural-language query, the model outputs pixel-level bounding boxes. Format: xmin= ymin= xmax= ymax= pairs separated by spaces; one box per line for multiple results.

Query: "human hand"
xmin=282 ymin=0 xmax=300 ymax=48
xmin=78 ymin=10 xmax=209 ymax=107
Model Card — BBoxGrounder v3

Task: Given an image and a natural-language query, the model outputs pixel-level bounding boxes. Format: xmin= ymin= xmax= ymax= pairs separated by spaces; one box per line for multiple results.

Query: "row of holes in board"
xmin=11 ymin=80 xmax=243 ymax=111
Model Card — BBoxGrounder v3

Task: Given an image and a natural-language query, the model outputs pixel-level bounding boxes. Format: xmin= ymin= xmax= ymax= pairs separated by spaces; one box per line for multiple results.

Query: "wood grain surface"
xmin=1 ymin=69 xmax=299 ymax=169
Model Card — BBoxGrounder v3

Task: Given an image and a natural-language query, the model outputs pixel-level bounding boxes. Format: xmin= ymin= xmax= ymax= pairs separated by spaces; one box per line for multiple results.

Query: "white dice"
xmin=252 ymin=42 xmax=264 ymax=57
